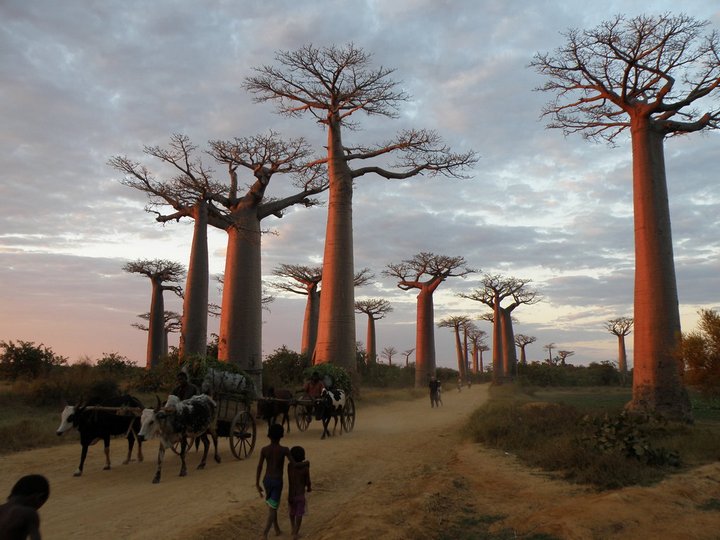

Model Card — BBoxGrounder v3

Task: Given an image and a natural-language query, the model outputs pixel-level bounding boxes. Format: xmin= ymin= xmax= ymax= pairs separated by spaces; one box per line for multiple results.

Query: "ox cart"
xmin=214 ymin=390 xmax=257 ymax=460
xmin=294 ymin=390 xmax=356 ymax=434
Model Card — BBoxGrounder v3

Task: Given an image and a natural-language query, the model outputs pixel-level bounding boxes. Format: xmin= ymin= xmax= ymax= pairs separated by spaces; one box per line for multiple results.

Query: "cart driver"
xmin=303 ymin=371 xmax=325 ymax=400
xmin=172 ymin=371 xmax=198 ymax=401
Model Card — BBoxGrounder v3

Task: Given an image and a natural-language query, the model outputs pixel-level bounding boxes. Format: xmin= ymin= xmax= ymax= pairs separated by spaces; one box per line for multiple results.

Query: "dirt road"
xmin=2 ymin=385 xmax=720 ymax=539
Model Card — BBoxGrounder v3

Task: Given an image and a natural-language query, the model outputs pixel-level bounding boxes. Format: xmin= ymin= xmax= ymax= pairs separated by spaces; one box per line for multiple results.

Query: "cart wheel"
xmin=342 ymin=396 xmax=355 ymax=432
xmin=295 ymin=402 xmax=312 ymax=432
xmin=230 ymin=410 xmax=256 ymax=460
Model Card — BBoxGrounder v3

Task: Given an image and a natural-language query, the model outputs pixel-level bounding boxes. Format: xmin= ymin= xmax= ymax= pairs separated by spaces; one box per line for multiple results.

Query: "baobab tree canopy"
xmin=532 ymin=13 xmax=720 ymax=421
xmin=245 ymin=44 xmax=476 ymax=371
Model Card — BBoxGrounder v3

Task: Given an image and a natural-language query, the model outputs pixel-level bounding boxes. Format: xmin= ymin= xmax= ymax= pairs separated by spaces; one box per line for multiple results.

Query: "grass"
xmin=464 ymin=384 xmax=720 ymax=490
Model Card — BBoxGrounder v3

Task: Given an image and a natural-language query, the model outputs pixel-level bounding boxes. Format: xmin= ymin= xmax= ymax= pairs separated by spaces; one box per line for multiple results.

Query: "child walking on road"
xmin=0 ymin=474 xmax=50 ymax=540
xmin=287 ymin=446 xmax=312 ymax=540
xmin=256 ymin=423 xmax=292 ymax=539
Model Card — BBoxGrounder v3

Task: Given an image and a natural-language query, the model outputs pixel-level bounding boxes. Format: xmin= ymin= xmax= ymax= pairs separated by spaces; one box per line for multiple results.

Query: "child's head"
xmin=9 ymin=474 xmax=50 ymax=509
xmin=290 ymin=445 xmax=305 ymax=462
xmin=268 ymin=423 xmax=284 ymax=441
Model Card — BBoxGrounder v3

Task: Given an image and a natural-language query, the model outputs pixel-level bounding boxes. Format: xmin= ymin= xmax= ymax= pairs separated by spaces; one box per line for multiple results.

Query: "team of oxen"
xmin=56 ymin=368 xmax=349 ymax=483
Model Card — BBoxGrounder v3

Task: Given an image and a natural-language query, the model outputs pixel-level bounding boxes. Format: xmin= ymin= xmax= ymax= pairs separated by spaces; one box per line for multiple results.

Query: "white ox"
xmin=138 ymin=394 xmax=220 ymax=484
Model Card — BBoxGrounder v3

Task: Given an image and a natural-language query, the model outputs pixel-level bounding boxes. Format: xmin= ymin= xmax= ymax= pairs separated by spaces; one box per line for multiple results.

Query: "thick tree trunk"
xmin=366 ymin=316 xmax=377 ymax=365
xmin=501 ymin=308 xmax=518 ymax=378
xmin=301 ymin=287 xmax=320 ymax=358
xmin=617 ymin=335 xmax=628 ymax=373
xmin=147 ymin=280 xmax=165 ymax=369
xmin=491 ymin=300 xmax=502 ymax=382
xmin=471 ymin=345 xmax=479 ymax=374
xmin=519 ymin=346 xmax=527 ymax=366
xmin=479 ymin=350 xmax=484 ymax=374
xmin=179 ymin=201 xmax=209 ymax=359
xmin=314 ymin=120 xmax=356 ymax=371
xmin=627 ymin=120 xmax=691 ymax=421
xmin=454 ymin=328 xmax=465 ymax=379
xmin=218 ymin=211 xmax=263 ymax=389
xmin=415 ymin=288 xmax=436 ymax=387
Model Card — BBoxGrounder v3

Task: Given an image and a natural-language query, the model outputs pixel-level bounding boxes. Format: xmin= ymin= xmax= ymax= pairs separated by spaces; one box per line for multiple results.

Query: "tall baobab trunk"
xmin=179 ymin=201 xmax=209 ymax=359
xmin=616 ymin=334 xmax=628 ymax=373
xmin=491 ymin=301 xmax=502 ymax=382
xmin=147 ymin=279 xmax=165 ymax=369
xmin=628 ymin=121 xmax=690 ymax=420
xmin=453 ymin=327 xmax=465 ymax=379
xmin=415 ymin=288 xmax=436 ymax=387
xmin=471 ymin=344 xmax=479 ymax=374
xmin=301 ymin=286 xmax=320 ymax=358
xmin=218 ymin=211 xmax=263 ymax=389
xmin=365 ymin=315 xmax=377 ymax=365
xmin=518 ymin=345 xmax=527 ymax=366
xmin=501 ymin=309 xmax=518 ymax=378
xmin=314 ymin=119 xmax=356 ymax=371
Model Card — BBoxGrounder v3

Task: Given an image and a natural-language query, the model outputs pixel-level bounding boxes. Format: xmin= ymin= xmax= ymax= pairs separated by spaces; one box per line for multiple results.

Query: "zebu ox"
xmin=314 ymin=388 xmax=346 ymax=440
xmin=56 ymin=394 xmax=144 ymax=477
xmin=138 ymin=394 xmax=220 ymax=484
xmin=257 ymin=387 xmax=293 ymax=434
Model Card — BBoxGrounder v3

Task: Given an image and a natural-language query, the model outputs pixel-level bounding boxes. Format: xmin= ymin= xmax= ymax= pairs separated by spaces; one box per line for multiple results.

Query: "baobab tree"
xmin=207 ymin=133 xmax=327 ymax=384
xmin=557 ymin=350 xmax=575 ymax=366
xmin=402 ymin=348 xmax=415 ymax=368
xmin=245 ymin=44 xmax=477 ymax=372
xmin=531 ymin=14 xmax=720 ymax=419
xmin=355 ymin=299 xmax=393 ymax=365
xmin=272 ymin=264 xmax=323 ymax=357
xmin=438 ymin=315 xmax=472 ymax=379
xmin=123 ymin=259 xmax=184 ymax=368
xmin=111 ymin=135 xmax=225 ymax=359
xmin=465 ymin=322 xmax=486 ymax=375
xmin=605 ymin=317 xmax=634 ymax=374
xmin=544 ymin=343 xmax=555 ymax=365
xmin=381 ymin=346 xmax=397 ymax=366
xmin=385 ymin=253 xmax=474 ymax=387
xmin=514 ymin=334 xmax=537 ymax=366
xmin=460 ymin=274 xmax=539 ymax=381
xmin=133 ymin=311 xmax=182 ymax=358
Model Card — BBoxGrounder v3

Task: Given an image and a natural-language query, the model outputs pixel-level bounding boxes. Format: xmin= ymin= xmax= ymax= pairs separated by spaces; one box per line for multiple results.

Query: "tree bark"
xmin=617 ymin=335 xmax=628 ymax=373
xmin=519 ymin=346 xmax=527 ymax=366
xmin=147 ymin=279 xmax=165 ymax=369
xmin=313 ymin=119 xmax=357 ymax=371
xmin=218 ymin=210 xmax=263 ymax=389
xmin=179 ymin=201 xmax=209 ymax=359
xmin=471 ymin=345 xmax=479 ymax=374
xmin=500 ymin=308 xmax=518 ymax=378
xmin=491 ymin=299 xmax=502 ymax=382
xmin=301 ymin=286 xmax=320 ymax=358
xmin=415 ymin=287 xmax=436 ymax=387
xmin=627 ymin=119 xmax=690 ymax=421
xmin=454 ymin=327 xmax=465 ymax=379
xmin=366 ymin=315 xmax=377 ymax=365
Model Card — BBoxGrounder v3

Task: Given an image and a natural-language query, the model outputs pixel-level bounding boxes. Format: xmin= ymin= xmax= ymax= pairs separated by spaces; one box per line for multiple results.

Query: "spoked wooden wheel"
xmin=295 ymin=402 xmax=312 ymax=432
xmin=342 ymin=396 xmax=355 ymax=432
xmin=229 ymin=410 xmax=256 ymax=459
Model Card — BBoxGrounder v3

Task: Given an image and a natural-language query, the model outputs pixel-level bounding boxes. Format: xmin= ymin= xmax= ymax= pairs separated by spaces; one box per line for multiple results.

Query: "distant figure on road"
xmin=429 ymin=376 xmax=441 ymax=408
xmin=0 ymin=474 xmax=50 ymax=540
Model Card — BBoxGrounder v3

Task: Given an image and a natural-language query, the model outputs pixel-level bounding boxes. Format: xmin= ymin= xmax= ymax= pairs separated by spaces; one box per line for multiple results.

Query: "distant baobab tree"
xmin=460 ymin=274 xmax=539 ymax=381
xmin=557 ymin=350 xmax=575 ymax=366
xmin=111 ymin=135 xmax=225 ymax=359
xmin=465 ymin=322 xmax=486 ymax=374
xmin=245 ymin=44 xmax=477 ymax=372
xmin=272 ymin=264 xmax=323 ymax=357
xmin=381 ymin=346 xmax=397 ymax=366
xmin=402 ymin=348 xmax=415 ymax=367
xmin=123 ymin=259 xmax=184 ymax=368
xmin=133 ymin=311 xmax=181 ymax=358
xmin=514 ymin=334 xmax=537 ymax=366
xmin=544 ymin=343 xmax=555 ymax=365
xmin=208 ymin=133 xmax=327 ymax=384
xmin=532 ymin=14 xmax=720 ymax=420
xmin=385 ymin=253 xmax=474 ymax=387
xmin=438 ymin=315 xmax=472 ymax=379
xmin=605 ymin=317 xmax=634 ymax=374
xmin=355 ymin=299 xmax=393 ymax=365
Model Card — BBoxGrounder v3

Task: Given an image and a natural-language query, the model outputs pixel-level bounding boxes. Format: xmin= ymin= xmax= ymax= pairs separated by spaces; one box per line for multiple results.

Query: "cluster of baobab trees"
xmin=116 ymin=13 xmax=719 ymax=422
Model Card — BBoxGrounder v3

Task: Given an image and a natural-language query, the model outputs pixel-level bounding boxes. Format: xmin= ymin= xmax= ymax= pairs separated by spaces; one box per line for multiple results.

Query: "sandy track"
xmin=2 ymin=385 xmax=720 ymax=539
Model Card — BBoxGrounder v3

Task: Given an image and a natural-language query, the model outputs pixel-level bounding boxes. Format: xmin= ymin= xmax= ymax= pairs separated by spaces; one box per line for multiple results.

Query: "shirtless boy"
xmin=256 ymin=423 xmax=292 ymax=539
xmin=0 ymin=474 xmax=50 ymax=540
xmin=287 ymin=446 xmax=311 ymax=540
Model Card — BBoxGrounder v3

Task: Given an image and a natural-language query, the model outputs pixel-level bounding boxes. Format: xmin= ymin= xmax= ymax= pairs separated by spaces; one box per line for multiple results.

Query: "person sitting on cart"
xmin=172 ymin=371 xmax=198 ymax=400
xmin=302 ymin=371 xmax=325 ymax=416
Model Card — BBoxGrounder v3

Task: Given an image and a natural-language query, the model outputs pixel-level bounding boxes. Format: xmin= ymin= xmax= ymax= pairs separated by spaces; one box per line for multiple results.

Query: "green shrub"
xmin=303 ymin=364 xmax=352 ymax=393
xmin=0 ymin=340 xmax=67 ymax=380
xmin=262 ymin=347 xmax=310 ymax=391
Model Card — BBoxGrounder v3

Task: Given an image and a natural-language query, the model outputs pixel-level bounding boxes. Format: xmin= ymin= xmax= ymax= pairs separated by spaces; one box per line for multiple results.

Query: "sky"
xmin=2 ymin=0 xmax=720 ymax=371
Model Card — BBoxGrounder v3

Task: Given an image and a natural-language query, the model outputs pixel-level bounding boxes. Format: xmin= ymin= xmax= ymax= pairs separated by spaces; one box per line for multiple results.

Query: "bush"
xmin=683 ymin=309 xmax=720 ymax=397
xmin=262 ymin=347 xmax=310 ymax=391
xmin=303 ymin=364 xmax=352 ymax=393
xmin=0 ymin=340 xmax=67 ymax=380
